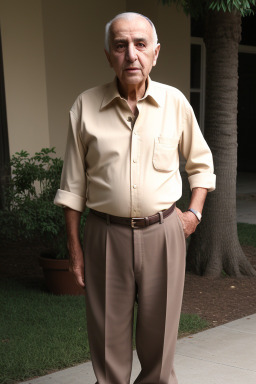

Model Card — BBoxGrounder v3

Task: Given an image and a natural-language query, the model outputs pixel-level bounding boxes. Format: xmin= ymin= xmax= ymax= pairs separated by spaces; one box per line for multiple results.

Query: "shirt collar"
xmin=100 ymin=78 xmax=121 ymax=110
xmin=100 ymin=76 xmax=164 ymax=110
xmin=141 ymin=77 xmax=165 ymax=108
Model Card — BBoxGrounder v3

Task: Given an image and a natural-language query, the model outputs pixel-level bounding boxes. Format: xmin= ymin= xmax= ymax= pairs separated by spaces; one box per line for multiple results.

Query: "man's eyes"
xmin=116 ymin=43 xmax=126 ymax=50
xmin=136 ymin=42 xmax=146 ymax=48
xmin=115 ymin=42 xmax=146 ymax=51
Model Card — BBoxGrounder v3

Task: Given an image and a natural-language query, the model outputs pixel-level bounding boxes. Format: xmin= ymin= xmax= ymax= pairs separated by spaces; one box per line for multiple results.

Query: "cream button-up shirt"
xmin=54 ymin=77 xmax=216 ymax=217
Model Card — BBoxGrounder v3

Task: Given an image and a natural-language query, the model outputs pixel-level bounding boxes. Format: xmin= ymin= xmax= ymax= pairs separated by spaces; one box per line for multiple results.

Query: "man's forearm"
xmin=188 ymin=187 xmax=208 ymax=214
xmin=64 ymin=207 xmax=85 ymax=288
xmin=64 ymin=207 xmax=82 ymax=247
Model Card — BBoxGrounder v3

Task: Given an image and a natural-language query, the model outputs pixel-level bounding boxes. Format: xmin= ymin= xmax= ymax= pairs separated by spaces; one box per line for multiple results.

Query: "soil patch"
xmin=182 ymin=245 xmax=256 ymax=327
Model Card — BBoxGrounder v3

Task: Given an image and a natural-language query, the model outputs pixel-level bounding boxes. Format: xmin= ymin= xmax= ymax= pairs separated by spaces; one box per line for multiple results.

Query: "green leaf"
xmin=162 ymin=0 xmax=256 ymax=16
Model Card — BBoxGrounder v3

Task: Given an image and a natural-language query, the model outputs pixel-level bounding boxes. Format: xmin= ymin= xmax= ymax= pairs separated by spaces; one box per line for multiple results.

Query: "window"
xmin=190 ymin=38 xmax=205 ymax=131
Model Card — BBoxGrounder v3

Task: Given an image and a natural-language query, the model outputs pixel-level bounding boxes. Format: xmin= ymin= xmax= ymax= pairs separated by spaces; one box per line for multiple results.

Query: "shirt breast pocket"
xmin=153 ymin=137 xmax=179 ymax=172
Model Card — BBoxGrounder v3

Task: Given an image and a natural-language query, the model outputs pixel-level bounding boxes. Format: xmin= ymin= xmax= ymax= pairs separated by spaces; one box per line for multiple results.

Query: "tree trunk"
xmin=187 ymin=10 xmax=256 ymax=277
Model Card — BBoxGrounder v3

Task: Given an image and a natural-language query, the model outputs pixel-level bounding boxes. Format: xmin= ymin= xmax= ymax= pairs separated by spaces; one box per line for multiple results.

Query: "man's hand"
xmin=176 ymin=187 xmax=208 ymax=238
xmin=68 ymin=243 xmax=85 ymax=288
xmin=176 ymin=207 xmax=199 ymax=238
xmin=64 ymin=207 xmax=85 ymax=289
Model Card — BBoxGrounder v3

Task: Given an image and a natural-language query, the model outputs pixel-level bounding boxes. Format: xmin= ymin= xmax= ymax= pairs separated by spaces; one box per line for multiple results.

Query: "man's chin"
xmin=121 ymin=75 xmax=146 ymax=85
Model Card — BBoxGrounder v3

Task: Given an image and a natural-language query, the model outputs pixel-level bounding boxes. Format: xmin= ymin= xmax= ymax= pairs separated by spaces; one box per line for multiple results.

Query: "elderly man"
xmin=54 ymin=12 xmax=216 ymax=384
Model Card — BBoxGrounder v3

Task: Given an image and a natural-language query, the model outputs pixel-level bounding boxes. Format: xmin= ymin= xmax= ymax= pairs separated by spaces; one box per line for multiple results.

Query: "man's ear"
xmin=104 ymin=49 xmax=113 ymax=67
xmin=153 ymin=44 xmax=160 ymax=67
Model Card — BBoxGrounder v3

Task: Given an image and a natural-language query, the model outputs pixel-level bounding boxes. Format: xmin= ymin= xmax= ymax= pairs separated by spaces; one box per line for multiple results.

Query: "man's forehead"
xmin=110 ymin=16 xmax=153 ymax=40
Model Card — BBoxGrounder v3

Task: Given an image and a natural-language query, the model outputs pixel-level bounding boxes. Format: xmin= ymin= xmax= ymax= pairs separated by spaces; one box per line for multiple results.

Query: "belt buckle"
xmin=131 ymin=219 xmax=138 ymax=229
xmin=131 ymin=218 xmax=144 ymax=229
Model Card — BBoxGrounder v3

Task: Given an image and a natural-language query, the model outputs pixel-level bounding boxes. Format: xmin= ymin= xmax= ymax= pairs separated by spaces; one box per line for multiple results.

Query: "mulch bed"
xmin=1 ymin=241 xmax=256 ymax=328
xmin=182 ymin=245 xmax=256 ymax=327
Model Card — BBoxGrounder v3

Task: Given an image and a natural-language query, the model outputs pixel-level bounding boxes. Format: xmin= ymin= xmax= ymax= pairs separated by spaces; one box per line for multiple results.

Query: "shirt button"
xmin=127 ymin=116 xmax=133 ymax=122
xmin=133 ymin=159 xmax=137 ymax=163
xmin=133 ymin=184 xmax=137 ymax=189
xmin=134 ymin=131 xmax=137 ymax=135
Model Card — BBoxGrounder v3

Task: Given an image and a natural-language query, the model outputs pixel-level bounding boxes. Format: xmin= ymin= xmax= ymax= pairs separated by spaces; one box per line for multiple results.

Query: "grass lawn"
xmin=0 ymin=279 xmax=89 ymax=384
xmin=237 ymin=222 xmax=256 ymax=247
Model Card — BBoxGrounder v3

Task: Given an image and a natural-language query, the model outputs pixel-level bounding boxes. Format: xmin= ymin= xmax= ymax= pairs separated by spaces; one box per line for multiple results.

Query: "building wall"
xmin=0 ymin=0 xmax=190 ymax=158
xmin=0 ymin=0 xmax=50 ymax=155
xmin=41 ymin=0 xmax=125 ymax=157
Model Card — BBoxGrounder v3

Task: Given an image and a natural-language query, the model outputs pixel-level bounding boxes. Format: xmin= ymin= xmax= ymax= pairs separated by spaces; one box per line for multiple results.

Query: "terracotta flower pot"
xmin=39 ymin=256 xmax=85 ymax=296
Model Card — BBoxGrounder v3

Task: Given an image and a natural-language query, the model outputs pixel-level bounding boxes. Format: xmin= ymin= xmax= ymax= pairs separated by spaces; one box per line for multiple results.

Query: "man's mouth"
xmin=125 ymin=68 xmax=140 ymax=71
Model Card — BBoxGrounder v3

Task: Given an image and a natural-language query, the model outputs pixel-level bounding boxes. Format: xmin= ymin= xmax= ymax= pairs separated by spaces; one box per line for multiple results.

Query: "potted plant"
xmin=0 ymin=148 xmax=88 ymax=295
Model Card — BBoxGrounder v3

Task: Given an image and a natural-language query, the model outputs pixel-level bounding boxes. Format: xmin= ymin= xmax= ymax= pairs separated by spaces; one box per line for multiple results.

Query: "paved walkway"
xmin=236 ymin=172 xmax=256 ymax=224
xmin=21 ymin=314 xmax=256 ymax=384
xmin=20 ymin=172 xmax=256 ymax=384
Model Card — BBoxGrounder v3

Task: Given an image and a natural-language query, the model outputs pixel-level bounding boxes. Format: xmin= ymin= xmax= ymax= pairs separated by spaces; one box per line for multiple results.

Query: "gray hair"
xmin=105 ymin=12 xmax=158 ymax=52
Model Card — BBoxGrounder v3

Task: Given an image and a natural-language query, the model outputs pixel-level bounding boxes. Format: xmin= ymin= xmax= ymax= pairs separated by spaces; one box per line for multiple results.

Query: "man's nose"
xmin=126 ymin=44 xmax=137 ymax=62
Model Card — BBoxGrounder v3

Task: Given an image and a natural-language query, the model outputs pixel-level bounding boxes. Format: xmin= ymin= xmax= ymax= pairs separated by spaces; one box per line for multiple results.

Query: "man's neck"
xmin=117 ymin=79 xmax=147 ymax=114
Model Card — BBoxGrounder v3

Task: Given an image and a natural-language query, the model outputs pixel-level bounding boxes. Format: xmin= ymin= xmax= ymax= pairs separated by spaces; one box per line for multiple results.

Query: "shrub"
xmin=0 ymin=147 xmax=87 ymax=258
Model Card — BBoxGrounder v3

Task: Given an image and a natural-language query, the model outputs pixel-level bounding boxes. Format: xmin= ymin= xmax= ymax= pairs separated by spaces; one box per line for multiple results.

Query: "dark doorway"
xmin=237 ymin=52 xmax=256 ymax=171
xmin=0 ymin=29 xmax=10 ymax=209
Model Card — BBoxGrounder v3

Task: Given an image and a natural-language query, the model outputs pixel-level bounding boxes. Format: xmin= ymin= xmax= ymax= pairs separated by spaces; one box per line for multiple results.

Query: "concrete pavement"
xmin=21 ymin=314 xmax=256 ymax=384
xmin=236 ymin=172 xmax=256 ymax=224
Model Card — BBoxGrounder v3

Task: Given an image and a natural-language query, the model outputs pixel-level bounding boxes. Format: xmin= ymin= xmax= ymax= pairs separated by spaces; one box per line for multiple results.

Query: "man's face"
xmin=105 ymin=16 xmax=160 ymax=90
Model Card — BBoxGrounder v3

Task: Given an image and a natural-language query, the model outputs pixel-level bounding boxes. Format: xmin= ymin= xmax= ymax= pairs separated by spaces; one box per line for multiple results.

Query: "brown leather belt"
xmin=90 ymin=204 xmax=175 ymax=229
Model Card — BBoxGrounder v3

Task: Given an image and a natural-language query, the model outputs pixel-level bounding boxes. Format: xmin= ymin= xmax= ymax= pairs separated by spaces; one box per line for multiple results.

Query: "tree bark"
xmin=187 ymin=10 xmax=256 ymax=277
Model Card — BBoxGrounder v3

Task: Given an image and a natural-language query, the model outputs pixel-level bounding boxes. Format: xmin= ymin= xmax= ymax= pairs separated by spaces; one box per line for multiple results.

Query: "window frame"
xmin=190 ymin=37 xmax=206 ymax=132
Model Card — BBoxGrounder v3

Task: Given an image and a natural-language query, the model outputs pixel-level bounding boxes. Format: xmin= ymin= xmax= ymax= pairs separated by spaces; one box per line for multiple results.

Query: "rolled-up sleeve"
xmin=179 ymin=100 xmax=216 ymax=192
xmin=54 ymin=108 xmax=87 ymax=212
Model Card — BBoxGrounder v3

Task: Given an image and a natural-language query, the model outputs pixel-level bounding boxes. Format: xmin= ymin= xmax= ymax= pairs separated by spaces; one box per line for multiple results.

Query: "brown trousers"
xmin=84 ymin=207 xmax=186 ymax=384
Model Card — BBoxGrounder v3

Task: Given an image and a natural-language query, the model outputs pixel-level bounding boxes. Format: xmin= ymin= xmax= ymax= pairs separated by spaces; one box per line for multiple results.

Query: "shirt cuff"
xmin=188 ymin=173 xmax=216 ymax=192
xmin=54 ymin=189 xmax=86 ymax=212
